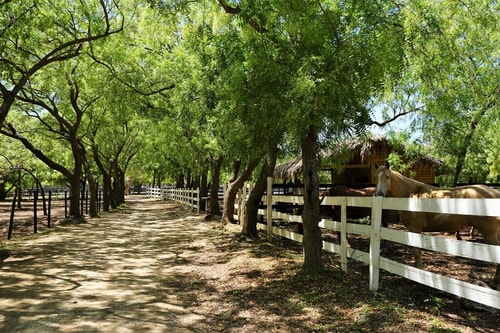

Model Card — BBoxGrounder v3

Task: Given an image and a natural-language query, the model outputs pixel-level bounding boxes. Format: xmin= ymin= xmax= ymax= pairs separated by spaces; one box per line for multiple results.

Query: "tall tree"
xmin=0 ymin=0 xmax=123 ymax=129
xmin=219 ymin=0 xmax=405 ymax=273
xmin=1 ymin=60 xmax=100 ymax=218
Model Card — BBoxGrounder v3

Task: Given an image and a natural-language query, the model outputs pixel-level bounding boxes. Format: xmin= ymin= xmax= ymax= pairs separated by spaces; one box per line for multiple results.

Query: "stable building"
xmin=274 ymin=135 xmax=443 ymax=187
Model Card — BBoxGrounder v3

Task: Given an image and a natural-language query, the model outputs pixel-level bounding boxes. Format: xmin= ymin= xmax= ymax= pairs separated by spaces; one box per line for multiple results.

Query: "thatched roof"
xmin=273 ymin=156 xmax=302 ymax=180
xmin=325 ymin=135 xmax=389 ymax=164
xmin=273 ymin=135 xmax=386 ymax=180
xmin=273 ymin=135 xmax=442 ymax=180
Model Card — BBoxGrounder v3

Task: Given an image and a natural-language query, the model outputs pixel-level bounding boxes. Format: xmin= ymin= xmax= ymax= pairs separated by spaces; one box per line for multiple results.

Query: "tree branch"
xmin=217 ymin=0 xmax=241 ymax=14
xmin=368 ymin=107 xmax=421 ymax=127
xmin=0 ymin=123 xmax=73 ymax=180
xmin=0 ymin=0 xmax=124 ymax=128
xmin=88 ymin=51 xmax=176 ymax=96
xmin=217 ymin=0 xmax=268 ymax=33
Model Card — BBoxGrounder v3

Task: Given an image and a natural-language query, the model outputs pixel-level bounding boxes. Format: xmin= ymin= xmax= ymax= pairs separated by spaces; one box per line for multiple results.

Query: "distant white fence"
xmin=146 ymin=186 xmax=200 ymax=212
xmin=146 ymin=187 xmax=163 ymax=198
xmin=233 ymin=178 xmax=500 ymax=310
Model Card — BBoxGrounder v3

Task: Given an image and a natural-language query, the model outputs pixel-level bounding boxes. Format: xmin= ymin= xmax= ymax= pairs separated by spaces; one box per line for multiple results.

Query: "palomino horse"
xmin=375 ymin=163 xmax=500 ymax=290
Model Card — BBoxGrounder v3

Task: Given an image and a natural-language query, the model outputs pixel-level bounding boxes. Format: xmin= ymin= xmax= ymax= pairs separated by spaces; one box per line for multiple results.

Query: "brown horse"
xmin=375 ymin=163 xmax=500 ymax=289
xmin=320 ymin=185 xmax=389 ymax=247
xmin=320 ymin=185 xmax=376 ymax=222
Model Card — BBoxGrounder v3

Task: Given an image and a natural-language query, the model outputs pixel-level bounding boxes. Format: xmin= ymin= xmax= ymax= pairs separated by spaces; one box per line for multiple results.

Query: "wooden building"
xmin=274 ymin=135 xmax=442 ymax=186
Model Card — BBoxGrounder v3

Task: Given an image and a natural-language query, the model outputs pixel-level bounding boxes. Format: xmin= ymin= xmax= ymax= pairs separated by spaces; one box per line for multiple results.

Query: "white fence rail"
xmin=146 ymin=187 xmax=200 ymax=212
xmin=234 ymin=178 xmax=500 ymax=309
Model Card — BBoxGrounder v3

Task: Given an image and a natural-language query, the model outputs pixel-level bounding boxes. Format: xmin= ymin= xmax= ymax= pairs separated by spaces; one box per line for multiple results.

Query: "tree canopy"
xmin=1 ymin=0 xmax=498 ymax=270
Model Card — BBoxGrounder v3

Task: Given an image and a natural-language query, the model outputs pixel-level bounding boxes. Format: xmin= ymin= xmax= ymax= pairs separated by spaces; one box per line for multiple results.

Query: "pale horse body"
xmin=375 ymin=164 xmax=500 ymax=290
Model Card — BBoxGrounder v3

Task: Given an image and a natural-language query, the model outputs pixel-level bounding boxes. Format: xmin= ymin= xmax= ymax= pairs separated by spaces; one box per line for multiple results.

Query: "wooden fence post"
xmin=239 ymin=182 xmax=247 ymax=226
xmin=8 ymin=189 xmax=17 ymax=240
xmin=80 ymin=187 xmax=84 ymax=216
xmin=33 ymin=190 xmax=38 ymax=234
xmin=64 ymin=191 xmax=68 ymax=218
xmin=197 ymin=188 xmax=201 ymax=212
xmin=369 ymin=196 xmax=383 ymax=291
xmin=47 ymin=191 xmax=52 ymax=228
xmin=266 ymin=177 xmax=273 ymax=241
xmin=98 ymin=189 xmax=101 ymax=212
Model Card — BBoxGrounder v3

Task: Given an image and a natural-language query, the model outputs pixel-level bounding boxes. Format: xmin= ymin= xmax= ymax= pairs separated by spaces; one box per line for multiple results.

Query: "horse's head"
xmin=375 ymin=162 xmax=391 ymax=197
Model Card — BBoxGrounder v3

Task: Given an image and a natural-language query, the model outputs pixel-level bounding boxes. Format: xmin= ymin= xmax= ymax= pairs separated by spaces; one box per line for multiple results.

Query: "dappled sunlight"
xmin=0 ymin=199 xmax=217 ymax=332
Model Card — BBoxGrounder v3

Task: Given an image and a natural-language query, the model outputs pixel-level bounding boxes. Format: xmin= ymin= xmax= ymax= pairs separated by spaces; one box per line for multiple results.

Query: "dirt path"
xmin=1 ymin=198 xmax=498 ymax=332
xmin=0 ymin=199 xmax=237 ymax=332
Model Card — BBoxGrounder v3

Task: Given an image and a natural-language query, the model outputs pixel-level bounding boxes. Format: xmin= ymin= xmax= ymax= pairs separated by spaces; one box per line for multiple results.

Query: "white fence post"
xmin=266 ymin=177 xmax=273 ymax=241
xmin=369 ymin=196 xmax=383 ymax=291
xmin=240 ymin=182 xmax=247 ymax=225
xmin=340 ymin=197 xmax=348 ymax=273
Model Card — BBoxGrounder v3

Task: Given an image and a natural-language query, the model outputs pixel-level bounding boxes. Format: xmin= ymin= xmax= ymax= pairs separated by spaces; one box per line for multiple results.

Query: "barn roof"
xmin=273 ymin=135 xmax=442 ymax=180
xmin=326 ymin=134 xmax=389 ymax=164
xmin=273 ymin=156 xmax=302 ymax=180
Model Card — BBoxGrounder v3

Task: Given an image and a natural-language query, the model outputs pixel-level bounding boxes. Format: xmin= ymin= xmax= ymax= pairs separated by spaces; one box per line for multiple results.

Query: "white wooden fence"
xmin=234 ymin=177 xmax=500 ymax=309
xmin=146 ymin=186 xmax=200 ymax=212
xmin=145 ymin=187 xmax=163 ymax=198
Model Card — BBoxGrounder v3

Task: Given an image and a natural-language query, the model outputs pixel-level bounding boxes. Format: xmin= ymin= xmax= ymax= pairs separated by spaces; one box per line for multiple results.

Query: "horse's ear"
xmin=385 ymin=161 xmax=390 ymax=169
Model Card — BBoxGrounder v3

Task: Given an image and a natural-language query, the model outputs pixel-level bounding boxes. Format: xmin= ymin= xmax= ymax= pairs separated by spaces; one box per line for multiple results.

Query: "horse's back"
xmin=414 ymin=185 xmax=500 ymax=199
xmin=453 ymin=184 xmax=500 ymax=198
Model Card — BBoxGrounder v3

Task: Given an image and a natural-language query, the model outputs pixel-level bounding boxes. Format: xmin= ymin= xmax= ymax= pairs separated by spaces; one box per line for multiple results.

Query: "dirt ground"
xmin=0 ymin=198 xmax=68 ymax=241
xmin=0 ymin=197 xmax=498 ymax=332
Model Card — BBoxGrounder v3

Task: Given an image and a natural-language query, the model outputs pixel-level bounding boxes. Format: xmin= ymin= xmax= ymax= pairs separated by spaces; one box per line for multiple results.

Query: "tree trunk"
xmin=242 ymin=144 xmax=278 ymax=238
xmin=221 ymin=159 xmax=241 ymax=224
xmin=115 ymin=166 xmax=125 ymax=205
xmin=200 ymin=169 xmax=208 ymax=212
xmin=0 ymin=183 xmax=6 ymax=201
xmin=207 ymin=156 xmax=223 ymax=217
xmin=68 ymin=172 xmax=81 ymax=218
xmin=228 ymin=160 xmax=241 ymax=183
xmin=82 ymin=156 xmax=98 ymax=217
xmin=92 ymin=145 xmax=111 ymax=211
xmin=221 ymin=158 xmax=261 ymax=226
xmin=152 ymin=169 xmax=157 ymax=188
xmin=87 ymin=179 xmax=98 ymax=217
xmin=185 ymin=169 xmax=191 ymax=188
xmin=110 ymin=175 xmax=118 ymax=209
xmin=68 ymin=138 xmax=84 ymax=218
xmin=102 ymin=174 xmax=111 ymax=211
xmin=301 ymin=124 xmax=323 ymax=273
